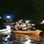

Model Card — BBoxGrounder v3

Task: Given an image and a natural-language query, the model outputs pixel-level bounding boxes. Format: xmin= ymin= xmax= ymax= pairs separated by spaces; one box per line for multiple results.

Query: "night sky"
xmin=0 ymin=0 xmax=44 ymax=24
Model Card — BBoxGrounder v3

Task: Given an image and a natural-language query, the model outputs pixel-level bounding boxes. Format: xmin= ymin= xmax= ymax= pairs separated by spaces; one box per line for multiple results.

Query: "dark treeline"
xmin=0 ymin=0 xmax=44 ymax=30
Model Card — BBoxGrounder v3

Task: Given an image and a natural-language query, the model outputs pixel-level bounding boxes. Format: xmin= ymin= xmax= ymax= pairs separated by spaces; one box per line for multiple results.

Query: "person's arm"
xmin=31 ymin=24 xmax=35 ymax=26
xmin=11 ymin=25 xmax=18 ymax=30
xmin=11 ymin=23 xmax=16 ymax=29
xmin=11 ymin=26 xmax=15 ymax=29
xmin=21 ymin=24 xmax=26 ymax=28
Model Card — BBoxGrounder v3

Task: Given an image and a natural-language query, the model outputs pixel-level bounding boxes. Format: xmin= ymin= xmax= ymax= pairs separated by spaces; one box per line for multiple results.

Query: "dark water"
xmin=0 ymin=32 xmax=44 ymax=44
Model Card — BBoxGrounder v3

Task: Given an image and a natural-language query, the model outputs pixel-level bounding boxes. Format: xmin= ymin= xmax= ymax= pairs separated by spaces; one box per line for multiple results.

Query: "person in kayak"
xmin=24 ymin=20 xmax=32 ymax=30
xmin=19 ymin=20 xmax=31 ymax=31
xmin=31 ymin=24 xmax=37 ymax=30
xmin=12 ymin=19 xmax=23 ymax=30
xmin=24 ymin=20 xmax=37 ymax=31
xmin=14 ymin=20 xmax=32 ymax=31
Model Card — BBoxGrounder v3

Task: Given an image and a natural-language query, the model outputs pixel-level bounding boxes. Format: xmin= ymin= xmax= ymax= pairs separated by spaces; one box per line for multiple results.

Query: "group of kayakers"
xmin=12 ymin=19 xmax=37 ymax=31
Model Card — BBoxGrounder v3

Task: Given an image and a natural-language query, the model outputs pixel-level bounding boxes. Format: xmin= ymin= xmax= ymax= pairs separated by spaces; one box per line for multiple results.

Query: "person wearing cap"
xmin=20 ymin=20 xmax=31 ymax=31
xmin=24 ymin=20 xmax=32 ymax=30
xmin=25 ymin=20 xmax=37 ymax=31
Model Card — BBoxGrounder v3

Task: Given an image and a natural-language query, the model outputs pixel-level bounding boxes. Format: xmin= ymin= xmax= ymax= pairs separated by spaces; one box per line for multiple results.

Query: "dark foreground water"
xmin=0 ymin=32 xmax=44 ymax=44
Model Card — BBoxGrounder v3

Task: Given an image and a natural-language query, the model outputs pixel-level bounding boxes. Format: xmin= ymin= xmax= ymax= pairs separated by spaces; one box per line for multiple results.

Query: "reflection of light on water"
xmin=21 ymin=35 xmax=31 ymax=44
xmin=24 ymin=35 xmax=31 ymax=44
xmin=21 ymin=35 xmax=40 ymax=44
xmin=3 ymin=41 xmax=13 ymax=44
xmin=2 ymin=35 xmax=10 ymax=41
xmin=2 ymin=25 xmax=12 ymax=41
xmin=24 ymin=39 xmax=31 ymax=44
xmin=6 ymin=25 xmax=11 ymax=29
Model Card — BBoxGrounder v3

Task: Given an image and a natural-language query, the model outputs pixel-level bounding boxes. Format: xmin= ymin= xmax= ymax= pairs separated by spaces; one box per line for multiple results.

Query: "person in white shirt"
xmin=19 ymin=20 xmax=31 ymax=31
xmin=24 ymin=20 xmax=32 ymax=31
xmin=21 ymin=23 xmax=27 ymax=30
xmin=24 ymin=20 xmax=37 ymax=31
xmin=12 ymin=19 xmax=23 ymax=30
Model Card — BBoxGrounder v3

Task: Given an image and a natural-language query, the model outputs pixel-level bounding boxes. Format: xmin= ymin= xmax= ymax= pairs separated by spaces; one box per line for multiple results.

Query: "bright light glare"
xmin=40 ymin=20 xmax=44 ymax=24
xmin=24 ymin=40 xmax=31 ymax=44
xmin=6 ymin=25 xmax=11 ymax=29
xmin=0 ymin=17 xmax=2 ymax=19
xmin=24 ymin=35 xmax=31 ymax=44
xmin=6 ymin=16 xmax=11 ymax=19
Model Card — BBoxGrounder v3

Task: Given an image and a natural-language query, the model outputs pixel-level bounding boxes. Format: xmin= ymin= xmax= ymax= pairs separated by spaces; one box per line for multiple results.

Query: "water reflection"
xmin=3 ymin=41 xmax=13 ymax=44
xmin=0 ymin=32 xmax=44 ymax=44
xmin=12 ymin=33 xmax=42 ymax=44
xmin=2 ymin=35 xmax=13 ymax=44
xmin=21 ymin=35 xmax=31 ymax=44
xmin=2 ymin=35 xmax=10 ymax=41
xmin=21 ymin=35 xmax=41 ymax=44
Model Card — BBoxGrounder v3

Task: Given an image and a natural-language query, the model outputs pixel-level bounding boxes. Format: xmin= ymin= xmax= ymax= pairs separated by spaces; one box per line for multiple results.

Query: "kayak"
xmin=12 ymin=30 xmax=42 ymax=35
xmin=0 ymin=25 xmax=11 ymax=35
xmin=0 ymin=29 xmax=11 ymax=35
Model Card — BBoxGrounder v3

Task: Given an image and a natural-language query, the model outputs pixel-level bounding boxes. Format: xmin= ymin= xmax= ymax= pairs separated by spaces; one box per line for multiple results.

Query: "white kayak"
xmin=0 ymin=25 xmax=11 ymax=35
